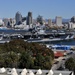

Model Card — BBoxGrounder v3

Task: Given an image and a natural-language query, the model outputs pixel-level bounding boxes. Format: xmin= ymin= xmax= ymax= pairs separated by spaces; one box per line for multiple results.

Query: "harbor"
xmin=0 ymin=29 xmax=74 ymax=44
xmin=0 ymin=29 xmax=74 ymax=72
xmin=0 ymin=0 xmax=75 ymax=74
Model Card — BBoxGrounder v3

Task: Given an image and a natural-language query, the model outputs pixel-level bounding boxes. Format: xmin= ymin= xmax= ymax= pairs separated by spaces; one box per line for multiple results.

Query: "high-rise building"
xmin=37 ymin=15 xmax=43 ymax=25
xmin=3 ymin=18 xmax=15 ymax=27
xmin=15 ymin=12 xmax=22 ymax=25
xmin=48 ymin=19 xmax=52 ymax=26
xmin=55 ymin=16 xmax=62 ymax=26
xmin=0 ymin=19 xmax=4 ymax=26
xmin=9 ymin=18 xmax=16 ymax=27
xmin=26 ymin=12 xmax=32 ymax=25
xmin=3 ymin=18 xmax=9 ymax=26
xmin=68 ymin=22 xmax=74 ymax=29
xmin=71 ymin=16 xmax=75 ymax=23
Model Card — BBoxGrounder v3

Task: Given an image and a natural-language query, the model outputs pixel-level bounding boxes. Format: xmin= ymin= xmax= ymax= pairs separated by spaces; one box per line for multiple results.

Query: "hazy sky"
xmin=0 ymin=0 xmax=75 ymax=19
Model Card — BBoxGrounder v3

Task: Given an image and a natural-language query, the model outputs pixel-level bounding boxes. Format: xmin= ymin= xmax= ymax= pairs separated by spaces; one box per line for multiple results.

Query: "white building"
xmin=56 ymin=16 xmax=62 ymax=26
xmin=14 ymin=20 xmax=30 ymax=30
xmin=68 ymin=22 xmax=75 ymax=29
xmin=0 ymin=19 xmax=4 ymax=26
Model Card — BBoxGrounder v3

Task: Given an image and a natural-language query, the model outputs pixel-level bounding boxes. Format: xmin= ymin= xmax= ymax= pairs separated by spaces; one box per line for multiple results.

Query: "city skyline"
xmin=0 ymin=0 xmax=75 ymax=19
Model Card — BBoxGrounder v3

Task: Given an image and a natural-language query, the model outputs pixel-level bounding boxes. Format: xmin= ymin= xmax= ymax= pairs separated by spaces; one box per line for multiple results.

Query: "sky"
xmin=0 ymin=0 xmax=75 ymax=19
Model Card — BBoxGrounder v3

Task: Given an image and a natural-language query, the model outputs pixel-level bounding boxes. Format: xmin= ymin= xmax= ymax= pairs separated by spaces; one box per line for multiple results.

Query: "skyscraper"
xmin=48 ymin=19 xmax=52 ymax=26
xmin=15 ymin=12 xmax=22 ymax=25
xmin=71 ymin=16 xmax=75 ymax=23
xmin=55 ymin=16 xmax=62 ymax=26
xmin=37 ymin=15 xmax=43 ymax=25
xmin=26 ymin=12 xmax=32 ymax=25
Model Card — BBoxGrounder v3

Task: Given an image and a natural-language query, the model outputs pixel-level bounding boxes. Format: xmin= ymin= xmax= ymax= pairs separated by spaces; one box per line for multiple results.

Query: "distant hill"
xmin=46 ymin=19 xmax=70 ymax=23
xmin=62 ymin=19 xmax=70 ymax=23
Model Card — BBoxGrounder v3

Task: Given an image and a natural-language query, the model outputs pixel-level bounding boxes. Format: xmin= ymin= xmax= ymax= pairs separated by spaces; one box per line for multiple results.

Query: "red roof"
xmin=54 ymin=51 xmax=63 ymax=57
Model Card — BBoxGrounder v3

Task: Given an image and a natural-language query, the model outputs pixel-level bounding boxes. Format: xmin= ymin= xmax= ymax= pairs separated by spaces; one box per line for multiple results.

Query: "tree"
xmin=34 ymin=53 xmax=45 ymax=69
xmin=65 ymin=57 xmax=75 ymax=70
xmin=0 ymin=55 xmax=5 ymax=67
xmin=34 ymin=53 xmax=52 ymax=69
xmin=0 ymin=39 xmax=54 ymax=69
xmin=19 ymin=52 xmax=34 ymax=69
xmin=4 ymin=51 xmax=19 ymax=68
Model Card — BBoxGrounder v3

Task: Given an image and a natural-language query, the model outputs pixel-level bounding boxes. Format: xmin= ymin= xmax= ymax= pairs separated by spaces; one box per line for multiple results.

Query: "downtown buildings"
xmin=0 ymin=11 xmax=75 ymax=30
